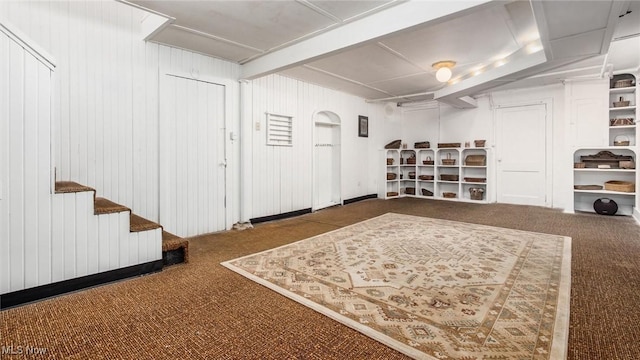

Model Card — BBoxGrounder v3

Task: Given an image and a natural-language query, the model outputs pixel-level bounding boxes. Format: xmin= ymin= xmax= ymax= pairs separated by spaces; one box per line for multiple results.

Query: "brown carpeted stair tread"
xmin=162 ymin=231 xmax=189 ymax=263
xmin=130 ymin=213 xmax=162 ymax=232
xmin=94 ymin=197 xmax=130 ymax=215
xmin=55 ymin=181 xmax=95 ymax=194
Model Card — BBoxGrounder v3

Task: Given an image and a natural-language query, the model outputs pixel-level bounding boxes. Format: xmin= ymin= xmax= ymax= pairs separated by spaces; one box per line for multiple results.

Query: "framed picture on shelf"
xmin=358 ymin=115 xmax=368 ymax=137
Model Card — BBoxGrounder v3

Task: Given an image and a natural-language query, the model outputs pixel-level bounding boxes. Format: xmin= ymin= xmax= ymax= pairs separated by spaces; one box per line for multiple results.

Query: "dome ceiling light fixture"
xmin=433 ymin=60 xmax=456 ymax=83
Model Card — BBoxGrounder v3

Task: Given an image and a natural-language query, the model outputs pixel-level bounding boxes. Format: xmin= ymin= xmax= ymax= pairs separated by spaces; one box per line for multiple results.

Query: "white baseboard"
xmin=633 ymin=208 xmax=640 ymax=225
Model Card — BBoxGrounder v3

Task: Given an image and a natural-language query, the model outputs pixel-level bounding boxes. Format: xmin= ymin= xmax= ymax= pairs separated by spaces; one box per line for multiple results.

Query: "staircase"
xmin=54 ymin=181 xmax=189 ymax=266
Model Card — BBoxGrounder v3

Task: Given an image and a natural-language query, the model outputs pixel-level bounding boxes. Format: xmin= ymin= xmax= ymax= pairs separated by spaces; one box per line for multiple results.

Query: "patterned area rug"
xmin=222 ymin=213 xmax=571 ymax=359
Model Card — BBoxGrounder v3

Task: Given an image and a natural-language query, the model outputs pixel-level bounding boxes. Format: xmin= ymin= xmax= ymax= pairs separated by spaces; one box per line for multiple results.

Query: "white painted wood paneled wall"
xmin=0 ymin=25 xmax=54 ymax=293
xmin=0 ymin=21 xmax=162 ymax=295
xmin=0 ymin=1 xmax=241 ymax=226
xmin=248 ymin=74 xmax=379 ymax=219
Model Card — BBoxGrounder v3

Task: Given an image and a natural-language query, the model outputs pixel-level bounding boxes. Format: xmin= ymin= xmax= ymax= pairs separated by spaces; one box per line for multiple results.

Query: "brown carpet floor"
xmin=2 ymin=198 xmax=639 ymax=359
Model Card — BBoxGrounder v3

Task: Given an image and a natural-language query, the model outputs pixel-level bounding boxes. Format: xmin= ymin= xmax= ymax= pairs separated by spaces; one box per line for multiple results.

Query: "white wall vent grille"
xmin=266 ymin=113 xmax=293 ymax=146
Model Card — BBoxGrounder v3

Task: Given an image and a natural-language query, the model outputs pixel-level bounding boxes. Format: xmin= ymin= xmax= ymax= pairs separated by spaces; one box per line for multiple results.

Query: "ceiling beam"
xmin=240 ymin=0 xmax=493 ymax=80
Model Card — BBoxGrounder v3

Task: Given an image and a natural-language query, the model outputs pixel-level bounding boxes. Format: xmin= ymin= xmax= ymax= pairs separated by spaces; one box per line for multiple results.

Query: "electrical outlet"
xmin=255 ymin=122 xmax=261 ymax=131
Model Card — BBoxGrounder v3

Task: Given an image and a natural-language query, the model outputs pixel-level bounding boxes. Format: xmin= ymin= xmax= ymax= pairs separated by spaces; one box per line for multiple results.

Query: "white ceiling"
xmin=127 ymin=0 xmax=640 ymax=106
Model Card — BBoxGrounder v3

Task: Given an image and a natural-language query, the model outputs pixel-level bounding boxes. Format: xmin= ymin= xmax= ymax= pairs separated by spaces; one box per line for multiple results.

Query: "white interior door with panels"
xmin=495 ymin=103 xmax=550 ymax=207
xmin=159 ymin=74 xmax=227 ymax=237
xmin=313 ymin=111 xmax=341 ymax=211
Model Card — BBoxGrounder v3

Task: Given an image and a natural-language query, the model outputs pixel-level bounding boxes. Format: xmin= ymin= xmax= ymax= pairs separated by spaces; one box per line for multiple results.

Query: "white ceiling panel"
xmin=151 ymin=26 xmax=261 ymax=62
xmin=541 ymin=1 xmax=613 ymax=40
xmin=280 ymin=66 xmax=392 ymax=99
xmin=307 ymin=43 xmax=425 ymax=84
xmin=133 ymin=0 xmax=336 ymax=50
xmin=368 ymin=73 xmax=441 ymax=95
xmin=126 ymin=0 xmax=626 ymax=105
xmin=308 ymin=0 xmax=394 ymax=21
xmin=379 ymin=5 xmax=525 ymax=74
xmin=608 ymin=36 xmax=640 ymax=72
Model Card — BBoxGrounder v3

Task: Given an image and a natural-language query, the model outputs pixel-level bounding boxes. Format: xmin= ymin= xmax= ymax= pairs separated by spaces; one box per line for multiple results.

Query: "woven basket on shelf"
xmin=421 ymin=188 xmax=433 ymax=196
xmin=613 ymin=135 xmax=630 ymax=146
xmin=385 ymin=140 xmax=402 ymax=149
xmin=614 ymin=79 xmax=634 ymax=88
xmin=423 ymin=156 xmax=434 ymax=165
xmin=613 ymin=96 xmax=630 ymax=108
xmin=414 ymin=141 xmax=430 ymax=148
xmin=438 ymin=143 xmax=461 ymax=148
xmin=464 ymin=177 xmax=486 ymax=183
xmin=574 ymin=162 xmax=586 ymax=168
xmin=441 ymin=152 xmax=456 ymax=165
xmin=604 ymin=180 xmax=635 ymax=193
xmin=442 ymin=192 xmax=457 ymax=198
xmin=407 ymin=157 xmax=417 ymax=165
xmin=418 ymin=175 xmax=434 ymax=180
xmin=469 ymin=187 xmax=484 ymax=200
xmin=386 ymin=173 xmax=397 ymax=180
xmin=386 ymin=158 xmax=394 ymax=165
xmin=405 ymin=187 xmax=416 ymax=195
xmin=474 ymin=140 xmax=486 ymax=147
xmin=408 ymin=172 xmax=416 ymax=179
xmin=386 ymin=191 xmax=399 ymax=197
xmin=440 ymin=174 xmax=459 ymax=181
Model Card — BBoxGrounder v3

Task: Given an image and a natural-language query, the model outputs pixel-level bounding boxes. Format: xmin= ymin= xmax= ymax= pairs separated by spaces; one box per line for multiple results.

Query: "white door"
xmin=159 ymin=75 xmax=226 ymax=237
xmin=313 ymin=112 xmax=341 ymax=210
xmin=496 ymin=104 xmax=548 ymax=206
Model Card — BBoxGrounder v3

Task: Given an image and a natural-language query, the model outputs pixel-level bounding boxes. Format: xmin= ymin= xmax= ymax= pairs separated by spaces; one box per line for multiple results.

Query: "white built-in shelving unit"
xmin=383 ymin=147 xmax=489 ymax=203
xmin=572 ymin=73 xmax=638 ymax=216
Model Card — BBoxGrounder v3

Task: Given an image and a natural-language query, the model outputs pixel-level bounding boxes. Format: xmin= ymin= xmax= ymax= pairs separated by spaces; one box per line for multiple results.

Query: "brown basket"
xmin=574 ymin=185 xmax=603 ymax=190
xmin=619 ymin=160 xmax=635 ymax=169
xmin=610 ymin=118 xmax=635 ymax=126
xmin=465 ymin=155 xmax=486 ymax=166
xmin=385 ymin=140 xmax=402 ymax=149
xmin=408 ymin=172 xmax=416 ymax=179
xmin=441 ymin=152 xmax=456 ymax=166
xmin=386 ymin=173 xmax=397 ymax=180
xmin=604 ymin=180 xmax=635 ymax=193
xmin=438 ymin=143 xmax=461 ymax=148
xmin=405 ymin=187 xmax=416 ymax=195
xmin=414 ymin=141 xmax=430 ymax=148
xmin=386 ymin=158 xmax=394 ymax=165
xmin=474 ymin=140 xmax=486 ymax=147
xmin=469 ymin=187 xmax=484 ymax=200
xmin=614 ymin=79 xmax=634 ymax=88
xmin=442 ymin=192 xmax=457 ymax=198
xmin=574 ymin=162 xmax=586 ymax=168
xmin=440 ymin=174 xmax=459 ymax=181
xmin=614 ymin=135 xmax=630 ymax=146
xmin=464 ymin=177 xmax=486 ymax=183
xmin=613 ymin=97 xmax=630 ymax=108
xmin=407 ymin=157 xmax=417 ymax=165
xmin=421 ymin=188 xmax=434 ymax=196
xmin=422 ymin=156 xmax=434 ymax=165
xmin=386 ymin=191 xmax=399 ymax=197
xmin=418 ymin=175 xmax=434 ymax=180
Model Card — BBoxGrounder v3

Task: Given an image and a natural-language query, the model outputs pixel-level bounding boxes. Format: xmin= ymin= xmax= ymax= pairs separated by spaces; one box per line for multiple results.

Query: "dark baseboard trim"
xmin=251 ymin=208 xmax=312 ymax=224
xmin=343 ymin=194 xmax=378 ymax=205
xmin=0 ymin=260 xmax=163 ymax=310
